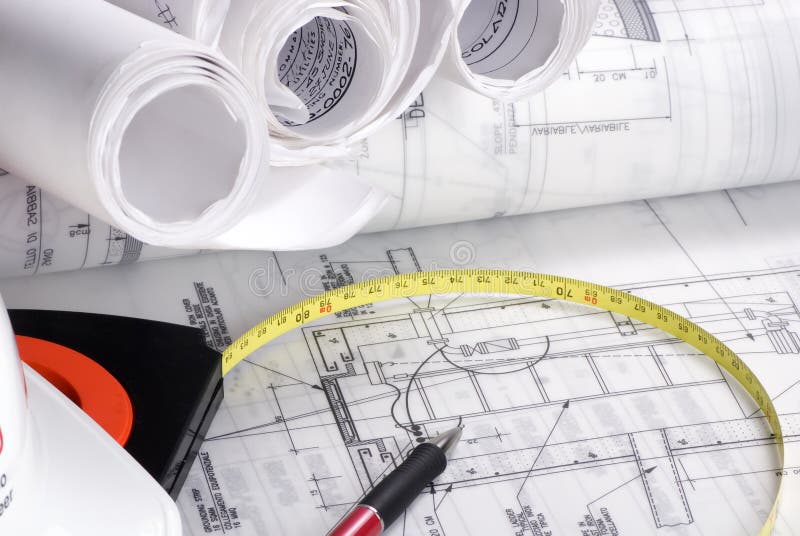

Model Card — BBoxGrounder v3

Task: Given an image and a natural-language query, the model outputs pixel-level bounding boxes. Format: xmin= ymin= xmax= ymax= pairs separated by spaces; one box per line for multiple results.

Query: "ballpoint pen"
xmin=328 ymin=425 xmax=463 ymax=536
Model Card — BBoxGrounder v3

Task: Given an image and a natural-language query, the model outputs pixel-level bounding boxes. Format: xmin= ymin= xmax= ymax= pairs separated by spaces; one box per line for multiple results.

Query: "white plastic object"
xmin=0 ymin=295 xmax=181 ymax=535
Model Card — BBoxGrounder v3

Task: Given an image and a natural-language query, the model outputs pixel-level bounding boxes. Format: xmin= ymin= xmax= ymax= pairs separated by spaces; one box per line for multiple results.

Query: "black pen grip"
xmin=362 ymin=443 xmax=448 ymax=527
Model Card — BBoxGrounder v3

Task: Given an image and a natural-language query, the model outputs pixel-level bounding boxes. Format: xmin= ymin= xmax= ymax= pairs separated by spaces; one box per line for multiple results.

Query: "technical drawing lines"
xmin=309 ymin=473 xmax=343 ymax=511
xmin=515 ymin=400 xmax=570 ymax=501
xmin=404 ymin=347 xmax=448 ymax=433
xmin=629 ymin=430 xmax=693 ymax=528
xmin=644 ymin=199 xmax=751 ymax=336
xmin=244 ymin=358 xmax=323 ymax=390
xmin=192 ymin=249 xmax=800 ymax=536
xmin=101 ymin=226 xmax=143 ymax=266
xmin=587 ymin=465 xmax=656 ymax=509
xmin=748 ymin=378 xmax=800 ymax=418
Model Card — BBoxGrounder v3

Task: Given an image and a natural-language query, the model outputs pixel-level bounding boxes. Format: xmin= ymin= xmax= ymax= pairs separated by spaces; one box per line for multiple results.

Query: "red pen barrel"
xmin=327 ymin=428 xmax=462 ymax=535
xmin=328 ymin=506 xmax=383 ymax=536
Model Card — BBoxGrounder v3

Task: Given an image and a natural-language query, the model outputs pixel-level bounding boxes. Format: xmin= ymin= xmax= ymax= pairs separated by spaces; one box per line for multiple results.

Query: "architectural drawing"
xmin=0 ymin=183 xmax=190 ymax=277
xmin=300 ymin=255 xmax=795 ymax=534
xmin=0 ymin=1 xmax=794 ymax=530
xmin=2 ymin=182 xmax=799 ymax=534
xmin=360 ymin=0 xmax=800 ymax=234
xmin=183 ymin=244 xmax=798 ymax=534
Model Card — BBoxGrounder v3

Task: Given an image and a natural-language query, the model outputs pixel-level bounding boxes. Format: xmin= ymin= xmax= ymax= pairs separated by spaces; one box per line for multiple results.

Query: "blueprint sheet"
xmin=1 ymin=180 xmax=799 ymax=535
xmin=357 ymin=0 xmax=800 ymax=232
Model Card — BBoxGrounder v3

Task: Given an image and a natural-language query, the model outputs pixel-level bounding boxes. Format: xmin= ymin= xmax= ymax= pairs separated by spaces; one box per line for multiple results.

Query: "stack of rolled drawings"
xmin=2 ymin=0 xmax=798 ymax=279
xmin=0 ymin=0 xmax=603 ymax=256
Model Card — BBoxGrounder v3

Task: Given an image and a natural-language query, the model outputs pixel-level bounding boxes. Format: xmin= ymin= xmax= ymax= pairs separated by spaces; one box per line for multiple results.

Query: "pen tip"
xmin=427 ymin=425 xmax=464 ymax=458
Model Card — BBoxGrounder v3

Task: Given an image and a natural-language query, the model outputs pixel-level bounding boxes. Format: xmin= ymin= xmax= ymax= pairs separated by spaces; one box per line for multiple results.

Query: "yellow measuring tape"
xmin=221 ymin=270 xmax=784 ymax=534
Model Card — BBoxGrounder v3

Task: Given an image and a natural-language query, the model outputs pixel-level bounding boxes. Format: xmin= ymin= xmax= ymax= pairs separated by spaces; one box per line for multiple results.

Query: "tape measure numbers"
xmin=222 ymin=269 xmax=784 ymax=535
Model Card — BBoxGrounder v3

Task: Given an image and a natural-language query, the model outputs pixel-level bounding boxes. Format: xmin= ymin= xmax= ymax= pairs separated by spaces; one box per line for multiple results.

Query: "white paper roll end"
xmin=88 ymin=43 xmax=269 ymax=248
xmin=445 ymin=0 xmax=601 ymax=101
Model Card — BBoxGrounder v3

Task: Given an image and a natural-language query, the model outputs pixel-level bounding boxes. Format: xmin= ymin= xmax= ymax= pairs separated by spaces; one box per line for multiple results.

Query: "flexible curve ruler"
xmin=221 ymin=270 xmax=784 ymax=534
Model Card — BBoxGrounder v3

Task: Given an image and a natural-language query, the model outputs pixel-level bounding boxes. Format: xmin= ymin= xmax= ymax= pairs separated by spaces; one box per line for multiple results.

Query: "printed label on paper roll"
xmin=277 ymin=16 xmax=358 ymax=125
xmin=459 ymin=0 xmax=519 ymax=66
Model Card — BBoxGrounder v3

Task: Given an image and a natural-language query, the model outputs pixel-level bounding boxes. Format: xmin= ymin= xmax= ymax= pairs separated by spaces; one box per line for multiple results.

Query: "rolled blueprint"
xmin=218 ymin=0 xmax=456 ymax=162
xmin=108 ymin=0 xmax=455 ymax=161
xmin=441 ymin=0 xmax=601 ymax=100
xmin=0 ymin=0 xmax=386 ymax=252
xmin=0 ymin=0 xmax=266 ymax=248
xmin=357 ymin=0 xmax=800 ymax=230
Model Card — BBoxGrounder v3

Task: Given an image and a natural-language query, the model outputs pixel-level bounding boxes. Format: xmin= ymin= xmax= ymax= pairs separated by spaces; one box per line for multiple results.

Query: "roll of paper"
xmin=0 ymin=0 xmax=268 ymax=248
xmin=0 ymin=0 xmax=386 ymax=251
xmin=441 ymin=0 xmax=601 ymax=101
xmin=156 ymin=0 xmax=456 ymax=163
xmin=108 ymin=0 xmax=456 ymax=161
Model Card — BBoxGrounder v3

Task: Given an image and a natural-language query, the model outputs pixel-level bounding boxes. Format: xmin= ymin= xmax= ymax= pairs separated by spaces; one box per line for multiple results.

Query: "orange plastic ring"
xmin=16 ymin=335 xmax=134 ymax=446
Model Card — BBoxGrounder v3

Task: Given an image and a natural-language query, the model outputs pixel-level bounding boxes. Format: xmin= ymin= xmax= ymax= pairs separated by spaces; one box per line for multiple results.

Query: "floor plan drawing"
xmin=2 ymin=182 xmax=799 ymax=534
xmin=181 ymin=246 xmax=800 ymax=535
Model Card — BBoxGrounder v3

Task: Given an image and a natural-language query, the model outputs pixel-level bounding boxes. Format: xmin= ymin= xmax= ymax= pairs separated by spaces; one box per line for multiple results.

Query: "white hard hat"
xmin=0 ymin=295 xmax=181 ymax=535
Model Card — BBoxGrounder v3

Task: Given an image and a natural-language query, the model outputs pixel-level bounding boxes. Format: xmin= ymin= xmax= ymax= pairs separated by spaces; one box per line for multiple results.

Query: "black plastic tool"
xmin=8 ymin=309 xmax=223 ymax=499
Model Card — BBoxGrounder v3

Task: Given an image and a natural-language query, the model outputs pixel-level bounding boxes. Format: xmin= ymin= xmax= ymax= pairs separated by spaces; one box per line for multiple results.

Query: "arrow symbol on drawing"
xmin=434 ymin=484 xmax=454 ymax=512
xmin=69 ymin=224 xmax=89 ymax=229
xmin=515 ymin=400 xmax=570 ymax=499
xmin=587 ymin=466 xmax=656 ymax=509
xmin=244 ymin=359 xmax=323 ymax=390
